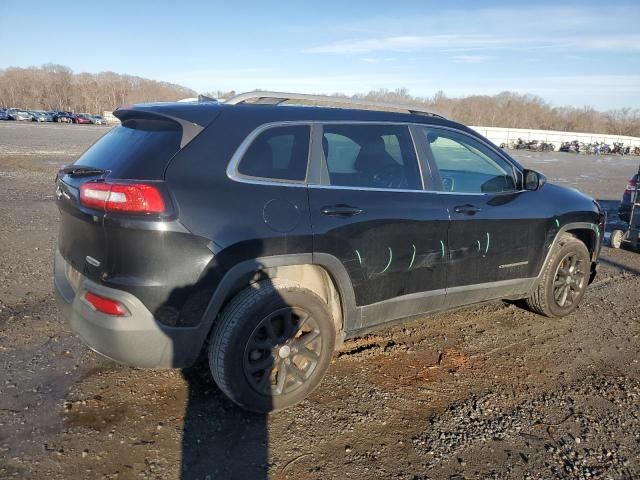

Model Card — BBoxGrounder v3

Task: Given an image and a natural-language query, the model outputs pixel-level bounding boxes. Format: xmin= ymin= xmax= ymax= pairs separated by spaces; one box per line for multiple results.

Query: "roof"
xmin=116 ymin=91 xmax=465 ymax=133
xmin=225 ymin=91 xmax=446 ymax=118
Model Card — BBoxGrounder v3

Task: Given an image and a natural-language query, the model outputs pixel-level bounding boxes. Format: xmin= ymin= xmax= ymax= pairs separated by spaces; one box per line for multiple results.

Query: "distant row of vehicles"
xmin=500 ymin=138 xmax=640 ymax=155
xmin=558 ymin=140 xmax=640 ymax=156
xmin=500 ymin=138 xmax=556 ymax=152
xmin=0 ymin=108 xmax=108 ymax=125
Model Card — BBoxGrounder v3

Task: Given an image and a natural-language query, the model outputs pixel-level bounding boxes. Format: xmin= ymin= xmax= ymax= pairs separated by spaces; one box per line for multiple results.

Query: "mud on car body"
xmin=54 ymin=92 xmax=604 ymax=412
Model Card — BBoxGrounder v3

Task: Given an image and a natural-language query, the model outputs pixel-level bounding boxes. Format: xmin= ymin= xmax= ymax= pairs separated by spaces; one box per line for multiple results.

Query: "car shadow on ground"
xmin=176 ymin=270 xmax=299 ymax=480
xmin=180 ymin=360 xmax=269 ymax=480
xmin=599 ymin=256 xmax=640 ymax=276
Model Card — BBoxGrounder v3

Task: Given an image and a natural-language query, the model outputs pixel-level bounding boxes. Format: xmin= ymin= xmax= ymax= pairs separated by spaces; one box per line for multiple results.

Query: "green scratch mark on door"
xmin=379 ymin=247 xmax=393 ymax=274
xmin=408 ymin=244 xmax=416 ymax=270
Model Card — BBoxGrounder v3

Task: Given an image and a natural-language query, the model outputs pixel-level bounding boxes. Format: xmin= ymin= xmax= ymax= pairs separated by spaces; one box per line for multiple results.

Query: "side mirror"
xmin=523 ymin=169 xmax=546 ymax=191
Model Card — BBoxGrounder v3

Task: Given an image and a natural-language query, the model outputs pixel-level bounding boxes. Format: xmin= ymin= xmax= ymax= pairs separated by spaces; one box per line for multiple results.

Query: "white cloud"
xmin=579 ymin=35 xmax=640 ymax=50
xmin=359 ymin=57 xmax=393 ymax=64
xmin=304 ymin=4 xmax=640 ymax=57
xmin=452 ymin=55 xmax=493 ymax=64
xmin=307 ymin=32 xmax=640 ymax=55
xmin=307 ymin=34 xmax=509 ymax=54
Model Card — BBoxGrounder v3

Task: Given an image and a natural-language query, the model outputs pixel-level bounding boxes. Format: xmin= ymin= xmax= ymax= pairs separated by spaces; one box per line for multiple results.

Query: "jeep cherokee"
xmin=54 ymin=91 xmax=604 ymax=412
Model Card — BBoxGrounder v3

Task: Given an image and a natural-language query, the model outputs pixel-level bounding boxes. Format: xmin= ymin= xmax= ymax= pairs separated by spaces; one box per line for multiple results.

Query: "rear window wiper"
xmin=60 ymin=165 xmax=107 ymax=177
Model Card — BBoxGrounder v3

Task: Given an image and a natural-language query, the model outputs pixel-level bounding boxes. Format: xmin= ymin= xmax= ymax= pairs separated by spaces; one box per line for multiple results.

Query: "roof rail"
xmin=225 ymin=91 xmax=446 ymax=119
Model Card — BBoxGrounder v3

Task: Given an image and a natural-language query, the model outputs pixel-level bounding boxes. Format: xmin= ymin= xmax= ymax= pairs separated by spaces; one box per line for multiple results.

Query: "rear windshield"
xmin=75 ymin=118 xmax=182 ymax=179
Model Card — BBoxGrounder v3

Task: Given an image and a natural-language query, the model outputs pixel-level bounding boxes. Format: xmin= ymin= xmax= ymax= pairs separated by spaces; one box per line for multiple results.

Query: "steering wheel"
xmin=370 ymin=164 xmax=405 ymax=189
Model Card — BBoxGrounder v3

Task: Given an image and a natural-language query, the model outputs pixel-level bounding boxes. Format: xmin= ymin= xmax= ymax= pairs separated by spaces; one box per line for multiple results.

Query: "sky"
xmin=1 ymin=0 xmax=639 ymax=110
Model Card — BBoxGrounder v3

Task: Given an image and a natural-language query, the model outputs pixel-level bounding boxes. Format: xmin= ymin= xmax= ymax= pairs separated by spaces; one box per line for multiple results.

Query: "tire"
xmin=610 ymin=229 xmax=625 ymax=249
xmin=525 ymin=233 xmax=590 ymax=318
xmin=209 ymin=279 xmax=336 ymax=413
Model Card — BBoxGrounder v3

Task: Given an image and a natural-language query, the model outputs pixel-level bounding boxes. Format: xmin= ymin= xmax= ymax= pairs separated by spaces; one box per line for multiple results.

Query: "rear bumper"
xmin=54 ymin=249 xmax=206 ymax=368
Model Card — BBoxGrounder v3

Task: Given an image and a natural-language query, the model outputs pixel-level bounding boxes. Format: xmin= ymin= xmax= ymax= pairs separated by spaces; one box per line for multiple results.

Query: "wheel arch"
xmin=565 ymin=226 xmax=599 ymax=259
xmin=199 ymin=253 xmax=358 ymax=350
xmin=534 ymin=222 xmax=601 ymax=289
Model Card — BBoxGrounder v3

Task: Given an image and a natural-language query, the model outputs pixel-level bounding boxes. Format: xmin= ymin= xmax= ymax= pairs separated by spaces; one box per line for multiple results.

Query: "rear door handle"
xmin=453 ymin=204 xmax=482 ymax=215
xmin=320 ymin=205 xmax=363 ymax=217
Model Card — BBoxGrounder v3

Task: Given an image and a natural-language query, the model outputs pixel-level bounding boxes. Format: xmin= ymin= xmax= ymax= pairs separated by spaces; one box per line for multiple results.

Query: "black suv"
xmin=54 ymin=92 xmax=604 ymax=412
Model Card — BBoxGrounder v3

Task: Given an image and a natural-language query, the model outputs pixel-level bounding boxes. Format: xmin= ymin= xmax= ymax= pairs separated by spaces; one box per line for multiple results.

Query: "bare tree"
xmin=1 ymin=65 xmax=639 ymax=136
xmin=0 ymin=64 xmax=195 ymax=114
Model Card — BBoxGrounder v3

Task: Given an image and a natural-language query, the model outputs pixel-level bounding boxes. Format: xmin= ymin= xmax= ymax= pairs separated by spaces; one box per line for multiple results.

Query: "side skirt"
xmin=346 ymin=277 xmax=536 ymax=338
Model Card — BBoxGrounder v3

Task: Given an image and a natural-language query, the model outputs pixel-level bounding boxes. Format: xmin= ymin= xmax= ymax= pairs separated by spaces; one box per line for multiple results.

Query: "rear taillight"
xmin=80 ymin=181 xmax=165 ymax=214
xmin=84 ymin=291 xmax=128 ymax=316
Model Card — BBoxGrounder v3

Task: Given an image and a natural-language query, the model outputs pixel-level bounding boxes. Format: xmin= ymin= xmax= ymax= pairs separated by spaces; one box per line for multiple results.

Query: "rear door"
xmin=308 ymin=123 xmax=450 ymax=330
xmin=416 ymin=126 xmax=546 ymax=306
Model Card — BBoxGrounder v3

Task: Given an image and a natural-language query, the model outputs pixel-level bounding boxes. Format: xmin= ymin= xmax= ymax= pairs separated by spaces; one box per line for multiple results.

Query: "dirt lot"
xmin=1 ymin=121 xmax=639 ymax=480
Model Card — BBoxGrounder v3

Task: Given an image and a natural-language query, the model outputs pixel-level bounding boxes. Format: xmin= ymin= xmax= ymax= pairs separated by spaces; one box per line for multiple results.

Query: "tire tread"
xmin=209 ymin=279 xmax=310 ymax=405
xmin=525 ymin=233 xmax=588 ymax=317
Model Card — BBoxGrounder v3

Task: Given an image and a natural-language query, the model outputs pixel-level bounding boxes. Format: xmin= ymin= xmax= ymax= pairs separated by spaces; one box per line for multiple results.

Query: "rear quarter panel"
xmin=163 ymin=110 xmax=313 ymax=324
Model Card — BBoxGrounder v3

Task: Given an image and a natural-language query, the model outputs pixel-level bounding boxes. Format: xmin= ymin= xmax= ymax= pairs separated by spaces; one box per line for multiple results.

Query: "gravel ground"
xmin=1 ymin=121 xmax=639 ymax=480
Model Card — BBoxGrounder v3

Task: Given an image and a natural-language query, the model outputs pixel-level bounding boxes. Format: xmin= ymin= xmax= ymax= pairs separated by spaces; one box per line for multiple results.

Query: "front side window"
xmin=322 ymin=124 xmax=421 ymax=190
xmin=238 ymin=125 xmax=310 ymax=181
xmin=422 ymin=128 xmax=516 ymax=193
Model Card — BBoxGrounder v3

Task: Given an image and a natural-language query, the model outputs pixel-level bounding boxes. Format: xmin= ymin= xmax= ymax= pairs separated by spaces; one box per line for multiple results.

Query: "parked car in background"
xmin=8 ymin=109 xmax=33 ymax=121
xmin=30 ymin=111 xmax=54 ymax=122
xmin=0 ymin=110 xmax=9 ymax=120
xmin=53 ymin=111 xmax=74 ymax=123
xmin=72 ymin=114 xmax=93 ymax=124
xmin=90 ymin=114 xmax=107 ymax=125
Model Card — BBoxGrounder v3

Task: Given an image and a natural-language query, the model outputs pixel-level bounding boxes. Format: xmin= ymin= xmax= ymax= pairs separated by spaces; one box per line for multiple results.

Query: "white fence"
xmin=470 ymin=126 xmax=640 ymax=149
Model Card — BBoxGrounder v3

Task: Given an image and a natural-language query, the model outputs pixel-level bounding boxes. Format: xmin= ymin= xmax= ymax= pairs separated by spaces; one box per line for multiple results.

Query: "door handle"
xmin=320 ymin=205 xmax=363 ymax=217
xmin=453 ymin=204 xmax=482 ymax=215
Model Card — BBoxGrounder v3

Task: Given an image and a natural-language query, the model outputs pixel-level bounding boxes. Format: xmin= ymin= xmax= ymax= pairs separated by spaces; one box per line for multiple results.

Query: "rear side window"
xmin=75 ymin=119 xmax=182 ymax=179
xmin=322 ymin=124 xmax=421 ymax=190
xmin=238 ymin=125 xmax=310 ymax=181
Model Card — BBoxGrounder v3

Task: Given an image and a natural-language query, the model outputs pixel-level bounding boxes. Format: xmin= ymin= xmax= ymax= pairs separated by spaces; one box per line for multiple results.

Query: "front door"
xmin=416 ymin=126 xmax=547 ymax=307
xmin=308 ymin=123 xmax=450 ymax=330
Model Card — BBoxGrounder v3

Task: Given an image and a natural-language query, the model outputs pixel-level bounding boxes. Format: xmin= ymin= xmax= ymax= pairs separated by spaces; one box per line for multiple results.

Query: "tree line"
xmin=207 ymin=88 xmax=640 ymax=137
xmin=346 ymin=89 xmax=640 ymax=138
xmin=0 ymin=64 xmax=195 ymax=114
xmin=1 ymin=65 xmax=638 ymax=137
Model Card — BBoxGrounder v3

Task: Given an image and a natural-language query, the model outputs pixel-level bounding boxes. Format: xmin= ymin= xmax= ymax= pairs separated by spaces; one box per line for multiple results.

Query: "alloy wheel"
xmin=552 ymin=252 xmax=586 ymax=308
xmin=243 ymin=307 xmax=323 ymax=396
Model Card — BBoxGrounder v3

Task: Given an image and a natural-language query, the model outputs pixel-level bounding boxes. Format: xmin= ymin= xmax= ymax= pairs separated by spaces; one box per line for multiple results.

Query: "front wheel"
xmin=209 ymin=280 xmax=336 ymax=413
xmin=525 ymin=233 xmax=590 ymax=318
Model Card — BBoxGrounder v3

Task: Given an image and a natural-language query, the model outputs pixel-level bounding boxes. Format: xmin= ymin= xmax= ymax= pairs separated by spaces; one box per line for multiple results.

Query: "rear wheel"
xmin=525 ymin=233 xmax=590 ymax=318
xmin=209 ymin=280 xmax=335 ymax=413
